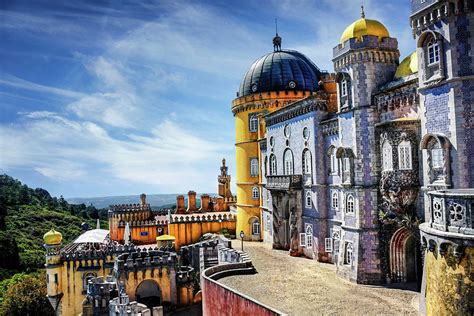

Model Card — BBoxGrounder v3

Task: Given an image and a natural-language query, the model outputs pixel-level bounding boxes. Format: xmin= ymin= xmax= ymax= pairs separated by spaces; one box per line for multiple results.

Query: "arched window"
xmin=382 ymin=140 xmax=393 ymax=171
xmin=327 ymin=146 xmax=337 ymax=175
xmin=269 ymin=154 xmax=277 ymax=175
xmin=284 ymin=149 xmax=294 ymax=175
xmin=264 ymin=156 xmax=268 ymax=176
xmin=250 ymin=217 xmax=260 ymax=235
xmin=250 ymin=158 xmax=259 ymax=176
xmin=398 ymin=141 xmax=412 ymax=170
xmin=305 ymin=190 xmax=312 ymax=208
xmin=252 ymin=186 xmax=259 ymax=200
xmin=332 ymin=191 xmax=339 ymax=209
xmin=346 ymin=194 xmax=355 ymax=214
xmin=249 ymin=114 xmax=258 ymax=132
xmin=302 ymin=149 xmax=312 ymax=175
xmin=305 ymin=225 xmax=313 ymax=248
xmin=431 ymin=142 xmax=443 ymax=168
xmin=344 ymin=242 xmax=353 ymax=265
xmin=427 ymin=37 xmax=440 ymax=65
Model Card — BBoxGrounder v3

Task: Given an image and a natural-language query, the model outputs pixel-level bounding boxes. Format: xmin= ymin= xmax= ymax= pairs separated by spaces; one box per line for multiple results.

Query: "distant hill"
xmin=67 ymin=193 xmax=214 ymax=209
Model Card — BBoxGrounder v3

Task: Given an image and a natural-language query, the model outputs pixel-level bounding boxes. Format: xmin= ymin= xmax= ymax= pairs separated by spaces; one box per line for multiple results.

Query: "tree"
xmin=0 ymin=272 xmax=54 ymax=316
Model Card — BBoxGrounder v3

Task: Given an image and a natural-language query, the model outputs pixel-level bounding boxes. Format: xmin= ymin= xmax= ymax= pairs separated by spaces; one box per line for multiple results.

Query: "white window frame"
xmin=284 ymin=149 xmax=294 ymax=175
xmin=343 ymin=157 xmax=351 ymax=172
xmin=250 ymin=158 xmax=259 ymax=176
xmin=305 ymin=190 xmax=312 ymax=208
xmin=330 ymin=152 xmax=338 ymax=175
xmin=299 ymin=233 xmax=306 ymax=247
xmin=325 ymin=238 xmax=333 ymax=253
xmin=431 ymin=146 xmax=443 ymax=168
xmin=398 ymin=141 xmax=412 ymax=170
xmin=252 ymin=220 xmax=260 ymax=235
xmin=341 ymin=80 xmax=348 ymax=97
xmin=332 ymin=191 xmax=339 ymax=210
xmin=249 ymin=114 xmax=258 ymax=132
xmin=382 ymin=140 xmax=393 ymax=171
xmin=346 ymin=194 xmax=355 ymax=214
xmin=251 ymin=186 xmax=259 ymax=200
xmin=269 ymin=154 xmax=277 ymax=175
xmin=305 ymin=224 xmax=313 ymax=248
xmin=303 ymin=150 xmax=312 ymax=175
xmin=344 ymin=242 xmax=353 ymax=265
xmin=427 ymin=38 xmax=440 ymax=65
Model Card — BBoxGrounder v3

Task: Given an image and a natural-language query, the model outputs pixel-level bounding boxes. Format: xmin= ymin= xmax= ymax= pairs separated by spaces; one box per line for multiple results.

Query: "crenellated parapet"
xmin=117 ymin=219 xmax=168 ymax=228
xmin=170 ymin=212 xmax=236 ymax=224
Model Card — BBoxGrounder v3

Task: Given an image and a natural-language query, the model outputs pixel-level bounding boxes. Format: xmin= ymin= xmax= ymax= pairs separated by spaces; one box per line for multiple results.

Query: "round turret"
xmin=43 ymin=228 xmax=62 ymax=245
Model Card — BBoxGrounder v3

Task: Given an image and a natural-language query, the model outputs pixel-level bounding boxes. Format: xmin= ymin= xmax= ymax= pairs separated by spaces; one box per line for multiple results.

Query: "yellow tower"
xmin=232 ymin=33 xmax=325 ymax=240
xmin=43 ymin=229 xmax=64 ymax=314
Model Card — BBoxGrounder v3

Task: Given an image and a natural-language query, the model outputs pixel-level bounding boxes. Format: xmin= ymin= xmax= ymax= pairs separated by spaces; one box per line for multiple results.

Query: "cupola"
xmin=340 ymin=6 xmax=390 ymax=43
xmin=43 ymin=228 xmax=63 ymax=245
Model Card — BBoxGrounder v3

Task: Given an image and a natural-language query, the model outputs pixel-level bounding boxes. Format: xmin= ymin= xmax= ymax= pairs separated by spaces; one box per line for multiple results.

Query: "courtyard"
xmin=219 ymin=240 xmax=420 ymax=316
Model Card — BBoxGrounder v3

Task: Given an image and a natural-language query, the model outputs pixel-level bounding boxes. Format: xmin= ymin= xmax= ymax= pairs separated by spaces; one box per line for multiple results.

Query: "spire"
xmin=361 ymin=5 xmax=365 ymax=18
xmin=273 ymin=18 xmax=282 ymax=52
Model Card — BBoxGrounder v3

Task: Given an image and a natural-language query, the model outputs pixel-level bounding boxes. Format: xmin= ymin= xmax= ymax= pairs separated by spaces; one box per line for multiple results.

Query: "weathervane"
xmin=273 ymin=18 xmax=282 ymax=52
xmin=361 ymin=5 xmax=365 ymax=18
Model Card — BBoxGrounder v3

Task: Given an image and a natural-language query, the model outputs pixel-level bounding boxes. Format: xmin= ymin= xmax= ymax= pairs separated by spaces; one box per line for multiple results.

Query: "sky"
xmin=0 ymin=0 xmax=414 ymax=198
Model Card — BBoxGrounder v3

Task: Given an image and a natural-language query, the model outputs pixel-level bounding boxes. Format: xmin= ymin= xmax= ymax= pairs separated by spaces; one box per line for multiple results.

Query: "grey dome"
xmin=238 ymin=50 xmax=322 ymax=97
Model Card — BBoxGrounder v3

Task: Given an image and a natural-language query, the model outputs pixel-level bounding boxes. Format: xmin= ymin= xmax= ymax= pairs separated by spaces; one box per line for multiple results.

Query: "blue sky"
xmin=0 ymin=0 xmax=413 ymax=198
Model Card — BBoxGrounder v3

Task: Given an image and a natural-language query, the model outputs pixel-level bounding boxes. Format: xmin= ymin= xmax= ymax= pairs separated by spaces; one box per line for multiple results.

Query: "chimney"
xmin=176 ymin=195 xmax=185 ymax=214
xmin=215 ymin=197 xmax=224 ymax=212
xmin=186 ymin=191 xmax=197 ymax=213
xmin=199 ymin=194 xmax=210 ymax=212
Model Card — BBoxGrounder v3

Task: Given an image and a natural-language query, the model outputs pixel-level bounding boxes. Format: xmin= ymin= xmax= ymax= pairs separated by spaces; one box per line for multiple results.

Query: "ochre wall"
xmin=168 ymin=220 xmax=236 ymax=250
xmin=425 ymin=246 xmax=474 ymax=316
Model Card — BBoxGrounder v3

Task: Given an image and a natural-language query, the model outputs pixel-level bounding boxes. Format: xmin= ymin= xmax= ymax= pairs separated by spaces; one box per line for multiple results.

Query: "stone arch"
xmin=389 ymin=227 xmax=418 ymax=283
xmin=420 ymin=133 xmax=451 ymax=150
xmin=136 ymin=279 xmax=162 ymax=309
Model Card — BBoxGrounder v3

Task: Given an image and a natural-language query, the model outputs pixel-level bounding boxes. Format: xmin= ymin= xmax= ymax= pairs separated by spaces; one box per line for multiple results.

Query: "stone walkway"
xmin=219 ymin=241 xmax=419 ymax=316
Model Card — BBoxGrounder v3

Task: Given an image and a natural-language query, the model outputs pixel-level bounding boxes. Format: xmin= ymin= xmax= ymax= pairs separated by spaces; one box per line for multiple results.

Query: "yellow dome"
xmin=340 ymin=18 xmax=390 ymax=43
xmin=394 ymin=52 xmax=418 ymax=79
xmin=43 ymin=229 xmax=62 ymax=245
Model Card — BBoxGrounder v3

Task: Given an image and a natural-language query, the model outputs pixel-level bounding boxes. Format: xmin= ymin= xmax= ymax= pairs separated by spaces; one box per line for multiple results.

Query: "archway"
xmin=135 ymin=279 xmax=162 ymax=309
xmin=390 ymin=227 xmax=419 ymax=284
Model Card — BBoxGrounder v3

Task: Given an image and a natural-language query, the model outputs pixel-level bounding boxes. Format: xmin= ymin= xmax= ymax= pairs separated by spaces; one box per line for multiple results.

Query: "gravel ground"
xmin=219 ymin=240 xmax=419 ymax=316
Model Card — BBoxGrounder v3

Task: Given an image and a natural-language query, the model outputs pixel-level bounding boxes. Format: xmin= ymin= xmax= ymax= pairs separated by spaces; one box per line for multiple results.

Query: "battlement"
xmin=170 ymin=212 xmax=236 ymax=224
xmin=117 ymin=219 xmax=168 ymax=228
xmin=109 ymin=203 xmax=152 ymax=213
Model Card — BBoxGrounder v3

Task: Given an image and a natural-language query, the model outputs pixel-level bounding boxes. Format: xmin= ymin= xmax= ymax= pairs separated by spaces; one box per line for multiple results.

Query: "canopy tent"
xmin=74 ymin=229 xmax=109 ymax=244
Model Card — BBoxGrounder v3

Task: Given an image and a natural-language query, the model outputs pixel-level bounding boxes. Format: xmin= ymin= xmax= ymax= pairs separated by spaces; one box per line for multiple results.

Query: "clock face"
xmin=288 ymin=81 xmax=296 ymax=89
xmin=251 ymin=84 xmax=258 ymax=92
xmin=284 ymin=124 xmax=291 ymax=138
xmin=303 ymin=127 xmax=309 ymax=139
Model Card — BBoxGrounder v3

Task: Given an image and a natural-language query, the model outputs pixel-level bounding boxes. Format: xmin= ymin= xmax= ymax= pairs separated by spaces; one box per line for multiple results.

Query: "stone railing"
xmin=427 ymin=189 xmax=474 ymax=235
xmin=170 ymin=212 xmax=235 ymax=223
xmin=266 ymin=175 xmax=302 ymax=190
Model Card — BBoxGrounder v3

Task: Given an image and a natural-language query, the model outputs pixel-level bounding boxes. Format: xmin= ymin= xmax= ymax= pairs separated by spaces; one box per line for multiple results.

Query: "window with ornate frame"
xmin=382 ymin=140 xmax=393 ymax=171
xmin=327 ymin=146 xmax=338 ymax=175
xmin=269 ymin=154 xmax=277 ymax=175
xmin=305 ymin=224 xmax=313 ymax=248
xmin=299 ymin=233 xmax=306 ymax=247
xmin=398 ymin=141 xmax=412 ymax=170
xmin=427 ymin=38 xmax=440 ymax=65
xmin=305 ymin=190 xmax=312 ymax=208
xmin=249 ymin=113 xmax=258 ymax=132
xmin=421 ymin=134 xmax=451 ymax=186
xmin=346 ymin=194 xmax=355 ymax=214
xmin=252 ymin=186 xmax=259 ymax=200
xmin=344 ymin=242 xmax=353 ymax=265
xmin=332 ymin=191 xmax=339 ymax=209
xmin=284 ymin=149 xmax=294 ymax=175
xmin=250 ymin=158 xmax=259 ymax=176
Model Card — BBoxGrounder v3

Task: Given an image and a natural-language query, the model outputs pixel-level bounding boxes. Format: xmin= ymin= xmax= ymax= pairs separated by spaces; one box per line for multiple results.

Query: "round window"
xmin=251 ymin=84 xmax=258 ymax=93
xmin=284 ymin=124 xmax=291 ymax=138
xmin=303 ymin=127 xmax=309 ymax=140
xmin=288 ymin=81 xmax=296 ymax=89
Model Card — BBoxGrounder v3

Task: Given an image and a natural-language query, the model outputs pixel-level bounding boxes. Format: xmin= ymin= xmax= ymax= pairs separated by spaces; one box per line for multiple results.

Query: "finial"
xmin=361 ymin=5 xmax=365 ymax=18
xmin=273 ymin=18 xmax=282 ymax=52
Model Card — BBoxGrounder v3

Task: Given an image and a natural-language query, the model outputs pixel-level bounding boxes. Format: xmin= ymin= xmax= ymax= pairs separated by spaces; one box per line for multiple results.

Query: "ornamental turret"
xmin=43 ymin=228 xmax=64 ymax=314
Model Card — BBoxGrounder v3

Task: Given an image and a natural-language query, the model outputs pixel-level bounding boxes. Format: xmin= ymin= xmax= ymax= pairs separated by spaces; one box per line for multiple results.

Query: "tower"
xmin=43 ymin=229 xmax=64 ymax=315
xmin=232 ymin=33 xmax=323 ymax=240
xmin=218 ymin=158 xmax=232 ymax=198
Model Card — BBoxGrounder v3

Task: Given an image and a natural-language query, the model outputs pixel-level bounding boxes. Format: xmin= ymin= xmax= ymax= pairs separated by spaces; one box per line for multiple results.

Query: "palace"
xmin=232 ymin=1 xmax=473 ymax=314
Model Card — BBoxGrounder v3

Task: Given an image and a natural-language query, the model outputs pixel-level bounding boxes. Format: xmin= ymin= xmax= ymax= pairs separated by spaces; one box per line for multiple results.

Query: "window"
xmin=252 ymin=186 xmax=259 ymax=200
xmin=299 ymin=233 xmax=306 ymax=247
xmin=303 ymin=127 xmax=309 ymax=140
xmin=250 ymin=158 xmax=259 ymax=176
xmin=264 ymin=156 xmax=268 ymax=176
xmin=252 ymin=221 xmax=260 ymax=235
xmin=305 ymin=190 xmax=312 ymax=208
xmin=249 ymin=114 xmax=258 ymax=132
xmin=427 ymin=38 xmax=440 ymax=65
xmin=344 ymin=242 xmax=353 ymax=265
xmin=346 ymin=194 xmax=355 ymax=214
xmin=284 ymin=149 xmax=294 ymax=175
xmin=269 ymin=154 xmax=277 ymax=175
xmin=325 ymin=238 xmax=333 ymax=252
xmin=306 ymin=225 xmax=313 ymax=248
xmin=328 ymin=146 xmax=337 ymax=175
xmin=382 ymin=141 xmax=393 ymax=171
xmin=54 ymin=273 xmax=58 ymax=284
xmin=332 ymin=191 xmax=339 ymax=209
xmin=398 ymin=141 xmax=412 ymax=170
xmin=303 ymin=150 xmax=312 ymax=175
xmin=431 ymin=143 xmax=443 ymax=168
xmin=341 ymin=80 xmax=348 ymax=96
xmin=269 ymin=136 xmax=274 ymax=147
xmin=343 ymin=157 xmax=351 ymax=172
xmin=284 ymin=124 xmax=291 ymax=138
xmin=265 ymin=214 xmax=271 ymax=232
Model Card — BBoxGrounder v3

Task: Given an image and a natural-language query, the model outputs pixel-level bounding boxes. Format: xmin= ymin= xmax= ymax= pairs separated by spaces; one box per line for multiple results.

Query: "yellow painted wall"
xmin=168 ymin=220 xmax=236 ymax=250
xmin=425 ymin=246 xmax=473 ymax=316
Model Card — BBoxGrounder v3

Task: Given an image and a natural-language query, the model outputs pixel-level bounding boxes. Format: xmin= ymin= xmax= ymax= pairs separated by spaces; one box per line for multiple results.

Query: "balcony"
xmin=265 ymin=175 xmax=302 ymax=191
xmin=426 ymin=189 xmax=474 ymax=235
